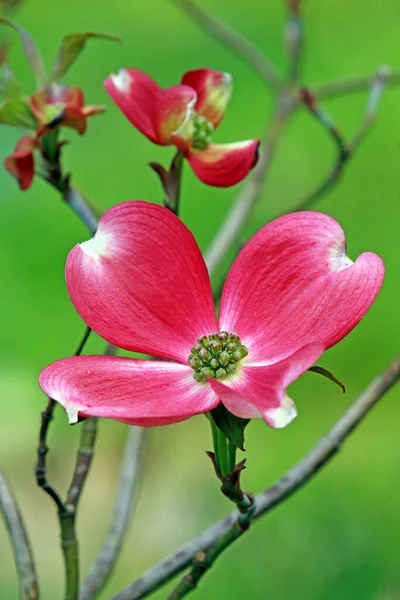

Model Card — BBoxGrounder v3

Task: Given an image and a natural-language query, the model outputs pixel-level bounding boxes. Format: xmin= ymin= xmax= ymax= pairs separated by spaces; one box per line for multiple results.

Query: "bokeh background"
xmin=1 ymin=0 xmax=400 ymax=598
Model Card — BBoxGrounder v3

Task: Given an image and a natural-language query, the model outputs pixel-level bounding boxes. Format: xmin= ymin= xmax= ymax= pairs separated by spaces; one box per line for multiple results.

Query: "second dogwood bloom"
xmin=39 ymin=202 xmax=384 ymax=429
xmin=104 ymin=68 xmax=260 ymax=187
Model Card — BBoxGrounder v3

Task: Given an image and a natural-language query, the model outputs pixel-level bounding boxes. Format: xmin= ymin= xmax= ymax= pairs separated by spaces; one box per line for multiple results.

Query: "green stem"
xmin=59 ymin=509 xmax=79 ymax=600
xmin=164 ymin=151 xmax=184 ymax=215
xmin=216 ymin=427 xmax=229 ymax=477
xmin=41 ymin=130 xmax=60 ymax=165
xmin=209 ymin=416 xmax=237 ymax=477
xmin=227 ymin=441 xmax=237 ymax=474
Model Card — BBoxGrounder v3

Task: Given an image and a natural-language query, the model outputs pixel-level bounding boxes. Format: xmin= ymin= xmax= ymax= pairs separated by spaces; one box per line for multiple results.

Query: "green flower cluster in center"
xmin=188 ymin=331 xmax=249 ymax=382
xmin=191 ymin=115 xmax=214 ymax=151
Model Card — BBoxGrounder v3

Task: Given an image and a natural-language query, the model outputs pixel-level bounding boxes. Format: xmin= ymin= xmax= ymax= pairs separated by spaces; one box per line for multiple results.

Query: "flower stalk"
xmin=150 ymin=150 xmax=184 ymax=216
xmin=209 ymin=415 xmax=236 ymax=478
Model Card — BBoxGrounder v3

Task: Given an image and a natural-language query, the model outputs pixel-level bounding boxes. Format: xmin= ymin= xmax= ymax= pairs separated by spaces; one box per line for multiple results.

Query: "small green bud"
xmin=240 ymin=346 xmax=249 ymax=358
xmin=189 ymin=357 xmax=202 ymax=369
xmin=193 ymin=372 xmax=206 ymax=382
xmin=232 ymin=350 xmax=243 ymax=362
xmin=191 ymin=344 xmax=202 ymax=354
xmin=226 ymin=342 xmax=236 ymax=353
xmin=201 ymin=367 xmax=214 ymax=378
xmin=215 ymin=367 xmax=227 ymax=379
xmin=198 ymin=335 xmax=208 ymax=346
xmin=219 ymin=351 xmax=230 ymax=366
xmin=226 ymin=363 xmax=237 ymax=373
xmin=209 ymin=340 xmax=222 ymax=353
xmin=199 ymin=348 xmax=211 ymax=362
xmin=210 ymin=358 xmax=219 ymax=369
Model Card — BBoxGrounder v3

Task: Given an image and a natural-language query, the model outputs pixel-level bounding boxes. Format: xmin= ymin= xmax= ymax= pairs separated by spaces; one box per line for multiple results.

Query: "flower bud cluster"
xmin=192 ymin=115 xmax=214 ymax=150
xmin=188 ymin=331 xmax=249 ymax=382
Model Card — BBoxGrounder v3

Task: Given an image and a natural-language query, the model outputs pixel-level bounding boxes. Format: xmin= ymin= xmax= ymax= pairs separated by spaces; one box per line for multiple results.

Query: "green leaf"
xmin=308 ymin=365 xmax=346 ymax=393
xmin=211 ymin=404 xmax=250 ymax=451
xmin=51 ymin=32 xmax=121 ymax=81
xmin=0 ymin=17 xmax=46 ymax=87
xmin=0 ymin=65 xmax=36 ymax=127
xmin=0 ymin=95 xmax=35 ymax=127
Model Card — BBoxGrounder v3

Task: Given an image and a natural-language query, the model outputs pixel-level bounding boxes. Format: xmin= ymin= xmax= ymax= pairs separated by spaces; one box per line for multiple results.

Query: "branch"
xmin=59 ymin=343 xmax=116 ymax=600
xmin=167 ymin=453 xmax=255 ymax=599
xmin=284 ymin=0 xmax=303 ymax=84
xmin=35 ymin=325 xmax=92 ymax=511
xmin=64 ymin=186 xmax=99 ymax=236
xmin=204 ymin=95 xmax=294 ymax=277
xmin=313 ymin=68 xmax=400 ymax=100
xmin=112 ymin=354 xmax=400 ymax=600
xmin=295 ymin=66 xmax=389 ymax=211
xmin=66 ymin=417 xmax=98 ymax=510
xmin=168 ymin=0 xmax=281 ymax=88
xmin=79 ymin=427 xmax=146 ymax=600
xmin=0 ymin=469 xmax=39 ymax=600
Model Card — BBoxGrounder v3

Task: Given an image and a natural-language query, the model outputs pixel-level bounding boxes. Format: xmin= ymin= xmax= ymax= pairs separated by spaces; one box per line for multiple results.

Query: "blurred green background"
xmin=1 ymin=0 xmax=399 ymax=598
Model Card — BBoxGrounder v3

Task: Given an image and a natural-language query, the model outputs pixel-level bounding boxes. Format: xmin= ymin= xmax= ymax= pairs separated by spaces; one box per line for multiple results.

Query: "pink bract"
xmin=104 ymin=68 xmax=260 ymax=187
xmin=4 ymin=136 xmax=37 ymax=190
xmin=39 ymin=202 xmax=384 ymax=429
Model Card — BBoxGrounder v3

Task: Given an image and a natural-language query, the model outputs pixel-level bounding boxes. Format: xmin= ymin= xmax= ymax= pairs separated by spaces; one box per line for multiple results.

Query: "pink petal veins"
xmin=66 ymin=201 xmax=217 ymax=362
xmin=219 ymin=212 xmax=384 ymax=364
xmin=39 ymin=355 xmax=219 ymax=425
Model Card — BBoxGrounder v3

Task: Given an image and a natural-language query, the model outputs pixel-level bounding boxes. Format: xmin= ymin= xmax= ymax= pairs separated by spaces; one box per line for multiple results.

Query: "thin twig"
xmin=168 ymin=0 xmax=281 ymax=88
xmin=285 ymin=0 xmax=303 ymax=84
xmin=314 ymin=68 xmax=400 ymax=100
xmin=0 ymin=470 xmax=39 ymax=600
xmin=79 ymin=427 xmax=147 ymax=600
xmin=204 ymin=94 xmax=294 ymax=277
xmin=35 ymin=326 xmax=93 ymax=510
xmin=295 ymin=66 xmax=389 ymax=211
xmin=66 ymin=418 xmax=99 ymax=510
xmin=112 ymin=354 xmax=400 ymax=600
xmin=60 ymin=343 xmax=117 ymax=600
xmin=167 ymin=455 xmax=255 ymax=599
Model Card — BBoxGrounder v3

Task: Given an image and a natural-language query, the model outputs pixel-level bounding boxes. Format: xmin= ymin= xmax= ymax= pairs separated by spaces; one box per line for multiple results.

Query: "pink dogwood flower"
xmin=39 ymin=202 xmax=384 ymax=429
xmin=104 ymin=68 xmax=260 ymax=187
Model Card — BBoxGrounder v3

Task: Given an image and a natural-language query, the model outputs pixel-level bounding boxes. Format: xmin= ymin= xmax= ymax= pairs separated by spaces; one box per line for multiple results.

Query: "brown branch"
xmin=59 ymin=342 xmax=117 ymax=600
xmin=35 ymin=325 xmax=92 ymax=511
xmin=112 ymin=354 xmax=400 ymax=600
xmin=66 ymin=418 xmax=98 ymax=510
xmin=313 ymin=68 xmax=400 ymax=100
xmin=168 ymin=0 xmax=281 ymax=88
xmin=0 ymin=469 xmax=39 ymax=600
xmin=284 ymin=0 xmax=303 ymax=84
xmin=79 ymin=427 xmax=147 ymax=600
xmin=295 ymin=66 xmax=389 ymax=212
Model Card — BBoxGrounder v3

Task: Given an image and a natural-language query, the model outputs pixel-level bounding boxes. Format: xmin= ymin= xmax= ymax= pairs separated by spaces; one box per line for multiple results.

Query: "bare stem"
xmin=112 ymin=354 xmax=400 ymax=600
xmin=168 ymin=0 xmax=281 ymax=88
xmin=295 ymin=66 xmax=389 ymax=211
xmin=66 ymin=418 xmax=99 ymax=511
xmin=285 ymin=0 xmax=303 ymax=84
xmin=79 ymin=427 xmax=146 ymax=600
xmin=0 ymin=470 xmax=39 ymax=600
xmin=313 ymin=68 xmax=400 ymax=100
xmin=35 ymin=326 xmax=92 ymax=511
xmin=59 ymin=343 xmax=116 ymax=600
